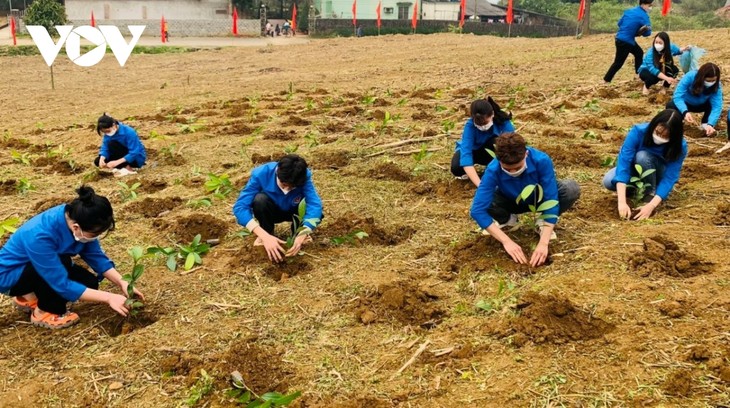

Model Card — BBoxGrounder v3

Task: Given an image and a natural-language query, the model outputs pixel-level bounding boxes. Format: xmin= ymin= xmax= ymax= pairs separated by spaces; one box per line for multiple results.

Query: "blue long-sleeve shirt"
xmin=612 ymin=123 xmax=687 ymax=200
xmin=639 ymin=44 xmax=682 ymax=77
xmin=0 ymin=205 xmax=115 ymax=301
xmin=672 ymin=71 xmax=724 ymax=126
xmin=233 ymin=162 xmax=323 ymax=231
xmin=455 ymin=118 xmax=515 ymax=167
xmin=470 ymin=147 xmax=560 ymax=228
xmin=100 ymin=123 xmax=147 ymax=166
xmin=615 ymin=6 xmax=651 ymax=45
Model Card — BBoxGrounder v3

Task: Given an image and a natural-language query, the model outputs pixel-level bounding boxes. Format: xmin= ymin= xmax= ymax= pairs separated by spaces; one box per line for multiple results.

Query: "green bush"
xmin=23 ymin=0 xmax=68 ymax=37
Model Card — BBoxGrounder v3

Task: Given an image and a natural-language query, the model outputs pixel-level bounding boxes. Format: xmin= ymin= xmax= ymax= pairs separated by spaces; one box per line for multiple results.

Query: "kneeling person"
xmin=233 ymin=155 xmax=323 ymax=262
xmin=470 ymin=133 xmax=580 ymax=267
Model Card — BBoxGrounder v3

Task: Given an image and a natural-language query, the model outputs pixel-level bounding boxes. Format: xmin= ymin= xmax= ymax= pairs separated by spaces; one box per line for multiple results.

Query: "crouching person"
xmin=233 ymin=154 xmax=323 ymax=263
xmin=470 ymin=133 xmax=580 ymax=267
xmin=0 ymin=186 xmax=144 ymax=329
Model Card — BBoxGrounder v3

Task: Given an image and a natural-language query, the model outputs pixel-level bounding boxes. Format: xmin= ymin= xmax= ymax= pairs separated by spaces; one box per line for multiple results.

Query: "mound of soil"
xmin=312 ymin=150 xmax=351 ymax=170
xmin=219 ymin=120 xmax=253 ymax=136
xmin=657 ymin=300 xmax=688 ymax=318
xmin=662 ymin=370 xmax=694 ymax=397
xmin=541 ymin=127 xmax=575 ymax=139
xmin=572 ymin=193 xmax=617 ymax=221
xmin=321 ymin=121 xmax=351 ymax=134
xmin=409 ymin=180 xmax=474 ymax=200
xmin=41 ymin=160 xmax=85 ymax=176
xmin=442 ymin=236 xmax=517 ymax=276
xmin=263 ymin=129 xmax=297 ymax=140
xmin=647 ymin=92 xmax=672 ymax=105
xmin=250 ymin=152 xmax=283 ymax=164
xmin=355 ymin=281 xmax=445 ymax=328
xmin=263 ymin=259 xmax=311 ymax=281
xmin=98 ymin=310 xmax=158 ymax=337
xmin=597 ymin=87 xmax=620 ymax=99
xmin=451 ymin=88 xmax=474 ymax=98
xmin=687 ymin=147 xmax=713 ymax=157
xmin=628 ymin=236 xmax=713 ymax=278
xmin=125 ymin=178 xmax=168 ymax=194
xmin=410 ymin=88 xmax=437 ymax=99
xmin=682 ymin=162 xmax=727 ymax=182
xmin=33 ymin=196 xmax=71 ymax=212
xmin=518 ymin=110 xmax=551 ymax=123
xmin=170 ymin=214 xmax=230 ymax=243
xmin=157 ymin=351 xmax=203 ymax=377
xmin=282 ymin=115 xmax=311 ymax=127
xmin=366 ymin=162 xmax=412 ymax=182
xmin=0 ymin=180 xmax=17 ymax=196
xmin=217 ymin=341 xmax=292 ymax=395
xmin=712 ymin=203 xmax=730 ymax=225
xmin=573 ymin=116 xmax=612 ymax=130
xmin=502 ymin=291 xmax=614 ymax=345
xmin=541 ymin=144 xmax=601 ymax=167
xmin=606 ymin=104 xmax=651 ymax=116
xmin=125 ymin=197 xmax=183 ymax=218
xmin=317 ymin=213 xmax=416 ymax=246
xmin=332 ymin=106 xmax=364 ymax=118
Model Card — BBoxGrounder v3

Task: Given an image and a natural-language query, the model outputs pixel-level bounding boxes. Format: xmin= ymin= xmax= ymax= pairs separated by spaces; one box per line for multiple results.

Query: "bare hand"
xmin=99 ymin=157 xmax=107 ymax=168
xmin=665 ymin=77 xmax=676 ymax=85
xmin=108 ymin=293 xmax=130 ymax=317
xmin=119 ymin=280 xmax=145 ymax=301
xmin=106 ymin=159 xmax=123 ymax=169
xmin=618 ymin=202 xmax=632 ymax=219
xmin=530 ymin=243 xmax=549 ymax=267
xmin=503 ymin=240 xmax=527 ymax=264
xmin=684 ymin=113 xmax=697 ymax=125
xmin=716 ymin=142 xmax=730 ymax=154
xmin=286 ymin=234 xmax=308 ymax=257
xmin=702 ymin=124 xmax=716 ymax=136
xmin=261 ymin=234 xmax=287 ymax=263
xmin=632 ymin=204 xmax=655 ymax=221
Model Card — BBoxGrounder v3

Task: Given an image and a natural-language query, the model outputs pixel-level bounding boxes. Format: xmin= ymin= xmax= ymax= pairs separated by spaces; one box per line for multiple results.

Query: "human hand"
xmin=261 ymin=233 xmax=287 ymax=262
xmin=684 ymin=113 xmax=697 ymax=125
xmin=618 ymin=202 xmax=632 ymax=219
xmin=99 ymin=157 xmax=107 ymax=168
xmin=530 ymin=242 xmax=549 ymax=267
xmin=632 ymin=204 xmax=655 ymax=221
xmin=285 ymin=234 xmax=308 ymax=257
xmin=107 ymin=293 xmax=130 ymax=317
xmin=503 ymin=240 xmax=527 ymax=264
xmin=119 ymin=280 xmax=145 ymax=301
xmin=106 ymin=159 xmax=122 ymax=169
xmin=701 ymin=124 xmax=716 ymax=136
xmin=716 ymin=142 xmax=730 ymax=154
xmin=665 ymin=77 xmax=676 ymax=85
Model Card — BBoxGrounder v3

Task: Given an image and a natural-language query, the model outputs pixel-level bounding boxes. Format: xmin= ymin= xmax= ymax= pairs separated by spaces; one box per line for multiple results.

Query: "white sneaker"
xmin=536 ymin=219 xmax=557 ymax=241
xmin=113 ymin=168 xmax=138 ymax=177
xmin=454 ymin=174 xmax=469 ymax=181
xmin=482 ymin=214 xmax=518 ymax=236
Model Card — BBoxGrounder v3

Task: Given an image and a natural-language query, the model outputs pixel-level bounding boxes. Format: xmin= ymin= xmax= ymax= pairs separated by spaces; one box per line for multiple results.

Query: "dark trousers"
xmin=94 ymin=140 xmax=144 ymax=169
xmin=604 ymin=39 xmax=644 ymax=83
xmin=252 ymin=193 xmax=298 ymax=234
xmin=8 ymin=256 xmax=98 ymax=315
xmin=450 ymin=147 xmax=495 ymax=177
xmin=488 ymin=180 xmax=581 ymax=225
xmin=666 ymin=100 xmax=712 ymax=125
xmin=640 ymin=64 xmax=679 ymax=88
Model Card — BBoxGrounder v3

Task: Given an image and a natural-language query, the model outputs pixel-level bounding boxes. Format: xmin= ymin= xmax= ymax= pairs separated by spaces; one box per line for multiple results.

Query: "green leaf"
xmin=629 ymin=177 xmax=640 ymax=183
xmin=354 ymin=231 xmax=369 ymax=239
xmin=536 ymin=200 xmax=559 ymax=212
xmin=486 ymin=148 xmax=496 ymax=159
xmin=536 ymin=184 xmax=543 ymax=203
xmin=167 ymin=255 xmax=178 ymax=272
xmin=475 ymin=299 xmax=493 ymax=312
xmin=528 ymin=204 xmax=536 ymax=212
xmin=184 ymin=252 xmax=195 ymax=270
xmin=192 ymin=234 xmax=202 ymax=246
xmin=132 ymin=264 xmax=144 ymax=280
xmin=132 ymin=301 xmax=144 ymax=308
xmin=642 ymin=168 xmax=656 ymax=177
xmin=634 ymin=164 xmax=643 ymax=174
xmin=193 ymin=252 xmax=202 ymax=265
xmin=303 ymin=218 xmax=320 ymax=228
xmin=298 ymin=199 xmax=307 ymax=221
xmin=539 ymin=214 xmax=559 ymax=220
xmin=520 ymin=184 xmax=536 ymax=202
xmin=128 ymin=246 xmax=143 ymax=261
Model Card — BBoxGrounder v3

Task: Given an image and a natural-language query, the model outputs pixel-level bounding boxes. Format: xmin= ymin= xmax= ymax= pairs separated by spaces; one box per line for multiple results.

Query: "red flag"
xmin=232 ymin=8 xmax=238 ymax=35
xmin=91 ymin=10 xmax=96 ymax=27
xmin=411 ymin=2 xmax=418 ymax=30
xmin=352 ymin=0 xmax=357 ymax=27
xmin=662 ymin=0 xmax=671 ymax=17
xmin=577 ymin=0 xmax=586 ymax=21
xmin=161 ymin=15 xmax=166 ymax=43
xmin=291 ymin=4 xmax=297 ymax=31
xmin=506 ymin=0 xmax=513 ymax=24
xmin=376 ymin=1 xmax=382 ymax=29
xmin=459 ymin=0 xmax=466 ymax=28
xmin=10 ymin=17 xmax=16 ymax=46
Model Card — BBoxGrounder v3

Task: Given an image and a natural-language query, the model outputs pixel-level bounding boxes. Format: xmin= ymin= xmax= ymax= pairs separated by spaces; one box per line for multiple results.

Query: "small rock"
xmin=108 ymin=382 xmax=124 ymax=391
xmin=359 ymin=309 xmax=377 ymax=324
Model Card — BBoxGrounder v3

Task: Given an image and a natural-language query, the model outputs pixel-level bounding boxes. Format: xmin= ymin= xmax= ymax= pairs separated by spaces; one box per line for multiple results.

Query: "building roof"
xmin=463 ymin=0 xmax=506 ymax=17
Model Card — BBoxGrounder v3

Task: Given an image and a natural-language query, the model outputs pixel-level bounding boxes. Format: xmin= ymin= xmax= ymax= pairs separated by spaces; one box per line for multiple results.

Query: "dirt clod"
xmin=366 ymin=162 xmax=412 ymax=182
xmin=217 ymin=341 xmax=292 ymax=395
xmin=170 ymin=214 xmax=230 ymax=243
xmin=317 ymin=213 xmax=416 ymax=246
xmin=125 ymin=197 xmax=183 ymax=218
xmin=629 ymin=236 xmax=713 ymax=278
xmin=662 ymin=370 xmax=693 ymax=397
xmin=355 ymin=281 xmax=445 ymax=327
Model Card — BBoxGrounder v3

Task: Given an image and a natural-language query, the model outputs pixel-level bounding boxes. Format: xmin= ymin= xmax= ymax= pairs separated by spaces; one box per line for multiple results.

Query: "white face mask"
xmin=704 ymin=81 xmax=716 ymax=88
xmin=276 ymin=178 xmax=292 ymax=194
xmin=103 ymin=126 xmax=117 ymax=137
xmin=502 ymin=163 xmax=527 ymax=177
xmin=654 ymin=44 xmax=664 ymax=52
xmin=73 ymin=225 xmax=100 ymax=243
xmin=475 ymin=122 xmax=493 ymax=132
xmin=652 ymin=132 xmax=668 ymax=145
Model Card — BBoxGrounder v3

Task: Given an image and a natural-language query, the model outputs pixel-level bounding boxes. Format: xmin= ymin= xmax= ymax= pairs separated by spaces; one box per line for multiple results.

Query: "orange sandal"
xmin=31 ymin=310 xmax=80 ymax=329
xmin=13 ymin=296 xmax=38 ymax=314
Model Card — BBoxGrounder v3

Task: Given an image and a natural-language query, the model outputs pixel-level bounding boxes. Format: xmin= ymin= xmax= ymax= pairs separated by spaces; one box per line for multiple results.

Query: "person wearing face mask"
xmin=604 ymin=0 xmax=654 ymax=84
xmin=470 ymin=133 xmax=580 ymax=267
xmin=0 ymin=186 xmax=144 ymax=329
xmin=233 ymin=154 xmax=323 ymax=263
xmin=638 ymin=32 xmax=689 ymax=95
xmin=451 ymin=97 xmax=515 ymax=187
xmin=603 ymin=110 xmax=686 ymax=221
xmin=94 ymin=113 xmax=147 ymax=177
xmin=666 ymin=62 xmax=723 ymax=137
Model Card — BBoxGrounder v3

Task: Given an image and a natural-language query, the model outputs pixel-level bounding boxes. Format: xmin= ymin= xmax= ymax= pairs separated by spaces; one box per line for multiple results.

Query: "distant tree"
xmin=23 ymin=0 xmax=67 ymax=36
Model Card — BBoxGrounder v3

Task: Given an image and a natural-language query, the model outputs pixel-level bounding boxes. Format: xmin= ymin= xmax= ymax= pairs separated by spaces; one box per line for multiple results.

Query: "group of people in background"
xmin=0 ymin=0 xmax=727 ymax=330
xmin=265 ymin=20 xmax=295 ymax=37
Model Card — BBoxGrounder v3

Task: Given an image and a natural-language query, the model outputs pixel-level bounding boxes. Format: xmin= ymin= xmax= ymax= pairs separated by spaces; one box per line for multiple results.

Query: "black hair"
xmin=277 ymin=154 xmax=308 ymax=187
xmin=691 ymin=63 xmax=721 ymax=96
xmin=65 ymin=185 xmax=115 ymax=234
xmin=96 ymin=113 xmax=119 ymax=136
xmin=652 ymin=32 xmax=674 ymax=71
xmin=470 ymin=97 xmax=512 ymax=126
xmin=639 ymin=0 xmax=654 ymax=5
xmin=644 ymin=109 xmax=684 ymax=162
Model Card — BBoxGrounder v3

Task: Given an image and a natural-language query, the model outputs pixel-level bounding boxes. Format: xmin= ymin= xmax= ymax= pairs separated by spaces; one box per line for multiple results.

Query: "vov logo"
xmin=27 ymin=25 xmax=145 ymax=67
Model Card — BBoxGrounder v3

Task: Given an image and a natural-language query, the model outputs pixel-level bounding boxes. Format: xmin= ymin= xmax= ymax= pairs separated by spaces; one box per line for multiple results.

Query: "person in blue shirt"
xmin=451 ymin=97 xmax=515 ymax=187
xmin=94 ymin=113 xmax=147 ymax=177
xmin=666 ymin=62 xmax=723 ymax=137
xmin=0 ymin=186 xmax=144 ymax=329
xmin=638 ymin=32 xmax=688 ymax=95
xmin=470 ymin=133 xmax=580 ymax=267
xmin=233 ymin=154 xmax=323 ymax=263
xmin=604 ymin=0 xmax=653 ymax=83
xmin=602 ymin=110 xmax=686 ymax=221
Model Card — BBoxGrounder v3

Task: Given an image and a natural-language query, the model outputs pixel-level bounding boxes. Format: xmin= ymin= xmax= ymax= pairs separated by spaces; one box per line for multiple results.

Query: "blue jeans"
xmin=603 ymin=150 xmax=665 ymax=196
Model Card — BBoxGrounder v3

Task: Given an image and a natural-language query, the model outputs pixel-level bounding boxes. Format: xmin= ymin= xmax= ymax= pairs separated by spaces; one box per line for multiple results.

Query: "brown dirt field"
xmin=1 ymin=29 xmax=730 ymax=407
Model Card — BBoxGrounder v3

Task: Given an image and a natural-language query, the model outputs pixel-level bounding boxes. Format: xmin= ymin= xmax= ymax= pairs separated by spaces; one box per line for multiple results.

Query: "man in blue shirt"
xmin=470 ymin=133 xmax=580 ymax=267
xmin=233 ymin=155 xmax=323 ymax=263
xmin=604 ymin=0 xmax=654 ymax=83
